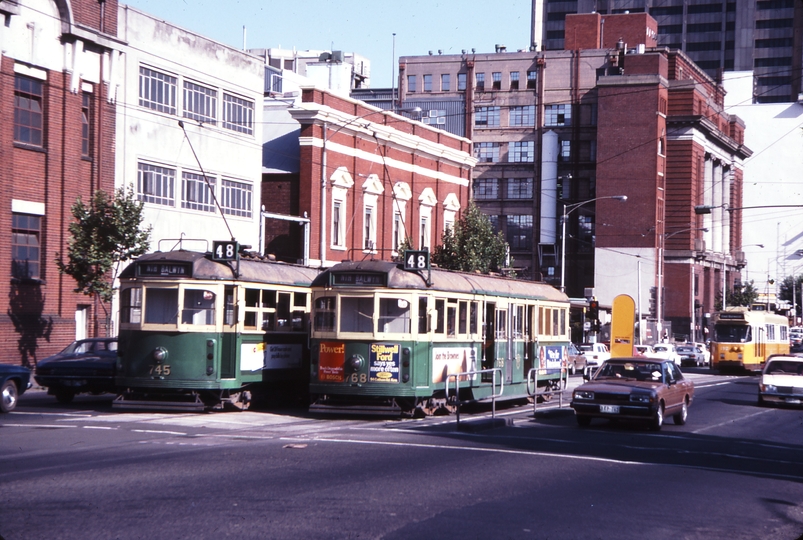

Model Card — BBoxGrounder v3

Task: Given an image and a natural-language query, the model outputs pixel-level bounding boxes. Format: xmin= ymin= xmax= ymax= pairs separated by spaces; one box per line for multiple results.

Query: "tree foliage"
xmin=431 ymin=202 xmax=509 ymax=274
xmin=779 ymin=274 xmax=803 ymax=316
xmin=727 ymin=280 xmax=759 ymax=307
xmin=56 ymin=187 xmax=151 ymax=305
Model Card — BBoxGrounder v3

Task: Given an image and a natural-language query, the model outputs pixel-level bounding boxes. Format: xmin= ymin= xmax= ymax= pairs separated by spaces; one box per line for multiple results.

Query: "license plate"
xmin=600 ymin=404 xmax=620 ymax=414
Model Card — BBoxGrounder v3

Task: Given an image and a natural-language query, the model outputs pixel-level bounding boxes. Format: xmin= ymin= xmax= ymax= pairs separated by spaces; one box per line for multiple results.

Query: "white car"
xmin=578 ymin=343 xmax=611 ymax=372
xmin=758 ymin=355 xmax=803 ymax=406
xmin=634 ymin=344 xmax=656 ymax=357
xmin=651 ymin=343 xmax=681 ymax=365
xmin=693 ymin=342 xmax=711 ymax=366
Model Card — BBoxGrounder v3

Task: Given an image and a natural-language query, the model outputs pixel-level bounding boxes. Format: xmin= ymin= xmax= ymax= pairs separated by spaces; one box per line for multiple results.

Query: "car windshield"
xmin=579 ymin=345 xmax=592 ymax=352
xmin=765 ymin=360 xmax=803 ymax=375
xmin=596 ymin=362 xmax=663 ymax=381
xmin=654 ymin=346 xmax=669 ymax=353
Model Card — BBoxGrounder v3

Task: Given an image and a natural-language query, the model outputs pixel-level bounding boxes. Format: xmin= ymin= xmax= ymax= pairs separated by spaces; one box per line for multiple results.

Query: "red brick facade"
xmin=0 ymin=0 xmax=119 ymax=366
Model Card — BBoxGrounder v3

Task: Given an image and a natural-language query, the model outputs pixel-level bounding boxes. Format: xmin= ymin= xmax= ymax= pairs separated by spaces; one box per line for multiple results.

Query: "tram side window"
xmin=470 ymin=301 xmax=478 ymax=335
xmin=292 ymin=293 xmax=308 ymax=331
xmin=496 ymin=309 xmax=507 ymax=339
xmin=540 ymin=307 xmax=552 ymax=336
xmin=225 ymin=287 xmax=236 ymax=326
xmin=781 ymin=326 xmax=788 ymax=341
xmin=552 ymin=308 xmax=560 ymax=336
xmin=418 ymin=297 xmax=428 ymax=334
xmin=435 ymin=299 xmax=445 ymax=334
xmin=276 ymin=293 xmax=292 ymax=328
xmin=512 ymin=305 xmax=524 ymax=339
xmin=447 ymin=299 xmax=457 ymax=337
xmin=121 ymin=287 xmax=142 ymax=324
xmin=560 ymin=308 xmax=566 ymax=336
xmin=182 ymin=289 xmax=216 ymax=325
xmin=340 ymin=296 xmax=374 ymax=333
xmin=379 ymin=297 xmax=411 ymax=334
xmin=145 ymin=288 xmax=178 ymax=324
xmin=314 ymin=296 xmax=336 ymax=332
xmin=244 ymin=288 xmax=260 ymax=329
xmin=766 ymin=324 xmax=776 ymax=341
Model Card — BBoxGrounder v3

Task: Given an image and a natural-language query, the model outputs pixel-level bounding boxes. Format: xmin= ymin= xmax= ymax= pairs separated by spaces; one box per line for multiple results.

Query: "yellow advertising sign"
xmin=610 ymin=294 xmax=636 ymax=358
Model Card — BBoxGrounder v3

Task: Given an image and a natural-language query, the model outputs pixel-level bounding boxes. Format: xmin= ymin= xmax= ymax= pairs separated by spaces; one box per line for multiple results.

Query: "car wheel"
xmin=1 ymin=380 xmax=19 ymax=413
xmin=576 ymin=415 xmax=592 ymax=427
xmin=55 ymin=390 xmax=75 ymax=404
xmin=673 ymin=399 xmax=688 ymax=425
xmin=570 ymin=363 xmax=576 ymax=376
xmin=757 ymin=393 xmax=767 ymax=407
xmin=650 ymin=402 xmax=664 ymax=431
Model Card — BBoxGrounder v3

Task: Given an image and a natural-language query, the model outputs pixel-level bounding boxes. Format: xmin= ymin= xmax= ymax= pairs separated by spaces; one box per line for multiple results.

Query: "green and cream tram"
xmin=308 ymin=260 xmax=572 ymax=416
xmin=114 ymin=249 xmax=319 ymax=411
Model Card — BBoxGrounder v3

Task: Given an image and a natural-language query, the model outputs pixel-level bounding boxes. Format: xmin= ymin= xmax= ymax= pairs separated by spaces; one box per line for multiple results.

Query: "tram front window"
xmin=145 ymin=288 xmax=178 ymax=325
xmin=340 ymin=297 xmax=374 ymax=333
xmin=714 ymin=324 xmax=751 ymax=342
xmin=314 ymin=296 xmax=336 ymax=332
xmin=379 ymin=298 xmax=411 ymax=334
xmin=182 ymin=289 xmax=216 ymax=325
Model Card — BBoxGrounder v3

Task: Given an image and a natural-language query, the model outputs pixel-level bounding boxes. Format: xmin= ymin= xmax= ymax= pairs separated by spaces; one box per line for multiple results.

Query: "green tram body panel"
xmin=309 ymin=260 xmax=570 ymax=412
xmin=115 ymin=250 xmax=318 ymax=409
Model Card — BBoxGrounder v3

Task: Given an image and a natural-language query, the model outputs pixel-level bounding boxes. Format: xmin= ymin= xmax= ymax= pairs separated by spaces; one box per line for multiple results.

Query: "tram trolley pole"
xmin=527 ymin=367 xmax=568 ymax=415
xmin=446 ymin=368 xmax=503 ymax=427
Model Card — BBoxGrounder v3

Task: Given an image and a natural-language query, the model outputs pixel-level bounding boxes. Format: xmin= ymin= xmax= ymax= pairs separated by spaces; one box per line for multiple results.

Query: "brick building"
xmin=1 ymin=0 xmax=122 ymax=366
xmin=399 ymin=12 xmax=749 ymax=342
xmin=263 ymin=87 xmax=476 ymax=267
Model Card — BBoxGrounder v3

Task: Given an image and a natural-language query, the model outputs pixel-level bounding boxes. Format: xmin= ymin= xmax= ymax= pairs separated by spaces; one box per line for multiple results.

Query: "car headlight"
xmin=574 ymin=390 xmax=594 ymax=400
xmin=629 ymin=393 xmax=653 ymax=403
xmin=760 ymin=384 xmax=776 ymax=393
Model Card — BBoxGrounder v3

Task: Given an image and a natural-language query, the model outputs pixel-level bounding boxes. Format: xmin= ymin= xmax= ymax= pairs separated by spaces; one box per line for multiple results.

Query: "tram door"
xmin=504 ymin=303 xmax=514 ymax=384
xmin=524 ymin=305 xmax=535 ymax=376
xmin=483 ymin=302 xmax=495 ymax=381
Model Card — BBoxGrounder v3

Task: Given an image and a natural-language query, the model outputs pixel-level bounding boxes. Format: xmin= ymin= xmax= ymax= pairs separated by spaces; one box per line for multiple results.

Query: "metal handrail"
xmin=446 ymin=367 xmax=503 ymax=425
xmin=527 ymin=367 xmax=568 ymax=413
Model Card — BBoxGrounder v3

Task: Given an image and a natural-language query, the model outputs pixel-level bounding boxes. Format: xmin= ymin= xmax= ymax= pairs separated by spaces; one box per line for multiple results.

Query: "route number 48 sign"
xmin=403 ymin=250 xmax=429 ymax=271
xmin=212 ymin=240 xmax=239 ymax=262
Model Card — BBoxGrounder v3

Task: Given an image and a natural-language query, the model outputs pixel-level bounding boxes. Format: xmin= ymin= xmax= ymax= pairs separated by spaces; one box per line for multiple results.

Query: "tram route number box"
xmin=403 ymin=250 xmax=429 ymax=271
xmin=212 ymin=240 xmax=239 ymax=262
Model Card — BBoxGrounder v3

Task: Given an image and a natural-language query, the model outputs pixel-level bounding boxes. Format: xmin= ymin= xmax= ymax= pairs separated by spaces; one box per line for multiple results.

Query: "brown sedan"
xmin=570 ymin=357 xmax=694 ymax=430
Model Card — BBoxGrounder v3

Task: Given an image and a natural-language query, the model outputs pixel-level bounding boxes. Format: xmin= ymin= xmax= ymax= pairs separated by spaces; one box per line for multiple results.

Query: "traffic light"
xmin=588 ymin=299 xmax=599 ymax=321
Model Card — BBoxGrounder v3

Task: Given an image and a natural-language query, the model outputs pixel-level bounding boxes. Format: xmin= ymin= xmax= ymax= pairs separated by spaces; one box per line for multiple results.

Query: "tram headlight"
xmin=348 ymin=355 xmax=364 ymax=371
xmin=152 ymin=347 xmax=168 ymax=363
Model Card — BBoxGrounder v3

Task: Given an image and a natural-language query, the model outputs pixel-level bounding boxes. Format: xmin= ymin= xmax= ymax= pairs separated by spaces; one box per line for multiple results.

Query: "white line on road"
xmin=691 ymin=408 xmax=775 ymax=434
xmin=132 ymin=429 xmax=187 ymax=435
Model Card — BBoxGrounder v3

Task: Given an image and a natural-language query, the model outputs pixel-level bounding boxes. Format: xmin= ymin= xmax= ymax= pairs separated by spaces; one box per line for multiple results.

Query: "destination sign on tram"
xmin=332 ymin=273 xmax=385 ymax=286
xmin=138 ymin=263 xmax=191 ymax=277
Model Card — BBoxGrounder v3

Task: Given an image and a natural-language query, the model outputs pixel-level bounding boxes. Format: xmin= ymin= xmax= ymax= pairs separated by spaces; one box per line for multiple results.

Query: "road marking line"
xmin=691 ymin=408 xmax=774 ymax=434
xmin=0 ymin=424 xmax=77 ymax=429
xmin=132 ymin=429 xmax=187 ymax=435
xmin=82 ymin=425 xmax=118 ymax=430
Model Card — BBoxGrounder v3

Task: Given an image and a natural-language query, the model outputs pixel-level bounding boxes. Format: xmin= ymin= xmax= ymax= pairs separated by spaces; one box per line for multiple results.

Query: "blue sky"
xmin=122 ymin=0 xmax=534 ymax=88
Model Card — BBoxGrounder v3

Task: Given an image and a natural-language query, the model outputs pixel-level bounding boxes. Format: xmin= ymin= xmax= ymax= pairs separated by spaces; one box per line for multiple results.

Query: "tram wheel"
xmin=225 ymin=391 xmax=252 ymax=411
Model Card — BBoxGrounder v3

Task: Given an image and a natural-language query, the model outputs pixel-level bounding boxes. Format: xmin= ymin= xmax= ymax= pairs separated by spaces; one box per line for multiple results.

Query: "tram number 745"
xmin=149 ymin=364 xmax=171 ymax=376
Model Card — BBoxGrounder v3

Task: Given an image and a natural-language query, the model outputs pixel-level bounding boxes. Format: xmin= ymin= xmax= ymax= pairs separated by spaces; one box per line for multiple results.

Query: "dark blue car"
xmin=35 ymin=338 xmax=118 ymax=403
xmin=1 ymin=364 xmax=32 ymax=413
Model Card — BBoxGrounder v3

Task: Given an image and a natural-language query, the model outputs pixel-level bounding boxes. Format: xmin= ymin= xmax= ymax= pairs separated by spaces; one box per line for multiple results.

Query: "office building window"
xmin=510 ymin=105 xmax=535 ymax=126
xmin=506 ymin=178 xmax=533 ymax=199
xmin=12 ymin=213 xmax=41 ymax=280
xmin=332 ymin=199 xmax=345 ymax=247
xmin=182 ymin=172 xmax=216 ymax=212
xmin=363 ymin=204 xmax=376 ymax=251
xmin=510 ymin=71 xmax=520 ymax=90
xmin=474 ymin=142 xmax=500 ymax=163
xmin=14 ymin=74 xmax=44 ymax=146
xmin=492 ymin=72 xmax=502 ymax=90
xmin=407 ymin=75 xmax=417 ymax=92
xmin=393 ymin=212 xmax=403 ymax=252
xmin=423 ymin=74 xmax=432 ymax=92
xmin=510 ymin=141 xmax=534 ymax=163
xmin=476 ymin=72 xmax=485 ymax=91
xmin=507 ymin=215 xmax=533 ymax=250
xmin=138 ymin=162 xmax=175 ymax=206
xmin=457 ymin=73 xmax=467 ymax=91
xmin=545 ymin=104 xmax=571 ymax=126
xmin=420 ymin=215 xmax=430 ymax=250
xmin=441 ymin=73 xmax=450 ymax=91
xmin=223 ymin=93 xmax=254 ymax=135
xmin=560 ymin=140 xmax=571 ymax=161
xmin=183 ymin=81 xmax=217 ymax=124
xmin=527 ymin=70 xmax=537 ymax=89
xmin=475 ymin=106 xmax=500 ymax=127
xmin=221 ymin=179 xmax=252 ymax=217
xmin=139 ymin=66 xmax=177 ymax=114
xmin=81 ymin=91 xmax=92 ymax=157
xmin=473 ymin=178 xmax=499 ymax=200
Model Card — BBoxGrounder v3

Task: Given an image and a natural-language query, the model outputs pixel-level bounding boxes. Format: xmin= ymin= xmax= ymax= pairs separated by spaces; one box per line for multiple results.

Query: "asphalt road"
xmin=1 ymin=371 xmax=802 ymax=540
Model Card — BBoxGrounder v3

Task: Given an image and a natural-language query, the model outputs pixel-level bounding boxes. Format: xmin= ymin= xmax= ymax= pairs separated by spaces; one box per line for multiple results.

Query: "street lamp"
xmin=560 ymin=195 xmax=628 ymax=293
xmin=659 ymin=227 xmax=707 ymax=343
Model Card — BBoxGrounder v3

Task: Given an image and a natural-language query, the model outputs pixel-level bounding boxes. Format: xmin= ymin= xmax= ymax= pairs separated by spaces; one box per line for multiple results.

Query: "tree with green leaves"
xmin=779 ymin=273 xmax=803 ymax=317
xmin=715 ymin=280 xmax=760 ymax=310
xmin=56 ymin=187 xmax=151 ymax=321
xmin=431 ymin=202 xmax=509 ymax=274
